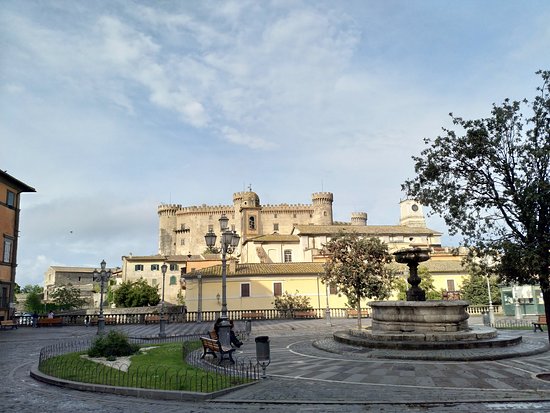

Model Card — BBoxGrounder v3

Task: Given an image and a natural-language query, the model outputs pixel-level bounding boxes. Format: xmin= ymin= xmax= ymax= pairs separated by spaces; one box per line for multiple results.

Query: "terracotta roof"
xmin=245 ymin=234 xmax=299 ymax=243
xmin=194 ymin=262 xmax=325 ymax=277
xmin=293 ymin=225 xmax=442 ymax=236
xmin=0 ymin=170 xmax=36 ymax=192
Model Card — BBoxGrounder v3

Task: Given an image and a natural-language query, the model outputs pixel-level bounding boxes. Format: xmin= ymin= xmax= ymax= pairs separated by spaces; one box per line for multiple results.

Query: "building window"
xmin=208 ymin=224 xmax=214 ymax=232
xmin=169 ymin=275 xmax=177 ymax=285
xmin=329 ymin=283 xmax=338 ymax=295
xmin=152 ymin=279 xmax=158 ymax=286
xmin=273 ymin=223 xmax=279 ymax=232
xmin=447 ymin=280 xmax=456 ymax=291
xmin=248 ymin=216 xmax=256 ymax=230
xmin=1 ymin=286 xmax=8 ymax=308
xmin=293 ymin=213 xmax=297 ymax=218
xmin=284 ymin=250 xmax=292 ymax=263
xmin=6 ymin=190 xmax=15 ymax=208
xmin=3 ymin=237 xmax=13 ymax=263
xmin=170 ymin=263 xmax=178 ymax=271
xmin=231 ymin=224 xmax=235 ymax=232
xmin=135 ymin=264 xmax=144 ymax=271
xmin=151 ymin=264 xmax=159 ymax=271
xmin=241 ymin=283 xmax=250 ymax=297
xmin=180 ymin=239 xmax=185 ymax=245
xmin=273 ymin=282 xmax=282 ymax=297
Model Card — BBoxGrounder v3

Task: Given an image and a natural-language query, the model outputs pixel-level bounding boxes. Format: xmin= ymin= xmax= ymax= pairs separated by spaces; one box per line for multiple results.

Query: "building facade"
xmin=0 ymin=170 xmax=35 ymax=321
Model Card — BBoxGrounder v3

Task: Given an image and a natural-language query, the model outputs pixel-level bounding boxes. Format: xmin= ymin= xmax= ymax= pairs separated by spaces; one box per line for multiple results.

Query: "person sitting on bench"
xmin=214 ymin=318 xmax=243 ymax=348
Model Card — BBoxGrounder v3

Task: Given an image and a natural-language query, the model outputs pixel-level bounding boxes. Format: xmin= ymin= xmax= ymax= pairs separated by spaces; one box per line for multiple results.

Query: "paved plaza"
xmin=3 ymin=317 xmax=550 ymax=412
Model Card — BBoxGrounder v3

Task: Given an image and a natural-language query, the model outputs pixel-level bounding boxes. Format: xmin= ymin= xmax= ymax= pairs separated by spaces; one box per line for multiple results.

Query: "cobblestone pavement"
xmin=3 ymin=318 xmax=550 ymax=412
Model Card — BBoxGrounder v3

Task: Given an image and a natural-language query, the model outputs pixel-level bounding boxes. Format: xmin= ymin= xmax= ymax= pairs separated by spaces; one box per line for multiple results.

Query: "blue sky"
xmin=2 ymin=0 xmax=549 ymax=287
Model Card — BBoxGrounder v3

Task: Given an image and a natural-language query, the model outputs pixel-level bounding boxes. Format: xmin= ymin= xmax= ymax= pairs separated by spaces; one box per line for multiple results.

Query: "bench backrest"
xmin=201 ymin=337 xmax=220 ymax=351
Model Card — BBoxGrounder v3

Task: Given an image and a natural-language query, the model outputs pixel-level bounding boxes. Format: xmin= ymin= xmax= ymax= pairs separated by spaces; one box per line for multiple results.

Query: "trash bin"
xmin=255 ymin=336 xmax=270 ymax=362
xmin=482 ymin=311 xmax=490 ymax=326
xmin=255 ymin=336 xmax=270 ymax=378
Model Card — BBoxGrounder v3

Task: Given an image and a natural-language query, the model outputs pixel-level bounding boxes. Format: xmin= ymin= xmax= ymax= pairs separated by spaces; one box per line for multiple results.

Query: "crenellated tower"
xmin=312 ymin=192 xmax=334 ymax=225
xmin=351 ymin=212 xmax=368 ymax=226
xmin=158 ymin=204 xmax=181 ymax=256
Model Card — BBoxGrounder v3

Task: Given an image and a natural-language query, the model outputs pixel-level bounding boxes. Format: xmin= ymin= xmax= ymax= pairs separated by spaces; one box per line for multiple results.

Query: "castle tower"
xmin=158 ymin=204 xmax=181 ymax=256
xmin=312 ymin=192 xmax=334 ymax=225
xmin=351 ymin=212 xmax=368 ymax=226
xmin=399 ymin=199 xmax=427 ymax=227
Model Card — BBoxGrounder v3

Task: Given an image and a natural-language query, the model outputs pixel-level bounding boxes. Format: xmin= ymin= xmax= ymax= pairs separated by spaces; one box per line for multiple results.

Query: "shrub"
xmin=273 ymin=290 xmax=312 ymax=317
xmin=88 ymin=330 xmax=140 ymax=358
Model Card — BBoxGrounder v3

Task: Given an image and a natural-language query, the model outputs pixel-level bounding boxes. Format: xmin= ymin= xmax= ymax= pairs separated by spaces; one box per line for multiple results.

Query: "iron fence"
xmin=38 ymin=331 xmax=259 ymax=393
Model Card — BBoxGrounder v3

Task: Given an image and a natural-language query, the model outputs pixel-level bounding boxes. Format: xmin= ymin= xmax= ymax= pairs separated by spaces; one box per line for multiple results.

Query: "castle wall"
xmin=158 ymin=192 xmax=335 ymax=258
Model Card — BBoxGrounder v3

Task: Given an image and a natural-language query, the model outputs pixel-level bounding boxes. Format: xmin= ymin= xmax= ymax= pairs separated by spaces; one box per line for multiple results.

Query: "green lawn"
xmin=39 ymin=341 xmax=252 ymax=392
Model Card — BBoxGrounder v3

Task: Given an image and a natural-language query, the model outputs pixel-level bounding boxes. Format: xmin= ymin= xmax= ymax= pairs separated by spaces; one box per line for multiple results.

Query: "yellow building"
xmin=185 ymin=262 xmax=351 ymax=316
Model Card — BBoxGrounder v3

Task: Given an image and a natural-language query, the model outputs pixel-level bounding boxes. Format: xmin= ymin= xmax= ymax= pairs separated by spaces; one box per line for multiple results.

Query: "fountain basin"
xmin=370 ymin=300 xmax=470 ymax=333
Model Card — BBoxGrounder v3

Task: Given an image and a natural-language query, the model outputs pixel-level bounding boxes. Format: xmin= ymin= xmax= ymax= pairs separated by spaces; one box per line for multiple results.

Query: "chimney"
xmin=229 ymin=258 xmax=237 ymax=274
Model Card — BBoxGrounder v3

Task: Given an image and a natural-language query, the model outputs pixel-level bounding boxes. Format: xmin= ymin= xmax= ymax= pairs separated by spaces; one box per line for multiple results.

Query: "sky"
xmin=2 ymin=0 xmax=550 ymax=288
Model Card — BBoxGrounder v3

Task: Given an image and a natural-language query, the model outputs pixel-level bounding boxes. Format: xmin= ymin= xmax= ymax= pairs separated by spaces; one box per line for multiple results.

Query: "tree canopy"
xmin=321 ymin=233 xmax=395 ymax=329
xmin=403 ymin=70 xmax=550 ymax=335
xmin=113 ymin=279 xmax=160 ymax=308
xmin=50 ymin=285 xmax=88 ymax=309
xmin=394 ymin=266 xmax=442 ymax=301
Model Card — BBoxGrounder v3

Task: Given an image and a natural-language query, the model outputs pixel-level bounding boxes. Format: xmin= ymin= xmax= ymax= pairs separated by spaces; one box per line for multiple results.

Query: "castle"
xmin=158 ymin=190 xmax=440 ymax=263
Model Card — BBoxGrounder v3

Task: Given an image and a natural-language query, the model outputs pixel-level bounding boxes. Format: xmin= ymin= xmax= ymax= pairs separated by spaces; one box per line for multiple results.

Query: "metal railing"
xmin=38 ymin=332 xmax=259 ymax=393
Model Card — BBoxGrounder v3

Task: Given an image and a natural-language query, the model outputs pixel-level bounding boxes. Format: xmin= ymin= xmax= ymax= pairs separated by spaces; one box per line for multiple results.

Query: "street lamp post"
xmin=204 ymin=214 xmax=240 ymax=347
xmin=485 ymin=275 xmax=495 ymax=326
xmin=93 ymin=260 xmax=112 ymax=335
xmin=197 ymin=273 xmax=203 ymax=323
xmin=159 ymin=262 xmax=168 ymax=338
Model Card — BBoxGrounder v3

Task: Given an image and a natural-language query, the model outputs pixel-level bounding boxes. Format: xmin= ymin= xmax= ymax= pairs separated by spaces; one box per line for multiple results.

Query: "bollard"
xmin=255 ymin=336 xmax=270 ymax=378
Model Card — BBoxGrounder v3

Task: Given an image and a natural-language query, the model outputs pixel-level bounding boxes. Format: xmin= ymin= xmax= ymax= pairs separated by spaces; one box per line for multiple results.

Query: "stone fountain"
xmin=331 ymin=247 xmax=524 ymax=357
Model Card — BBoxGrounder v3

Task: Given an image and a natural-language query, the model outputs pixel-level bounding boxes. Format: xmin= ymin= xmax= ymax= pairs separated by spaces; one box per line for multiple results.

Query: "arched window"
xmin=248 ymin=216 xmax=256 ymax=230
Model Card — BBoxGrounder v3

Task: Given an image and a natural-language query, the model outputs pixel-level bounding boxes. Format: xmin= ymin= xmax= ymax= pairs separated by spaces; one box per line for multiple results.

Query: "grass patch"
xmin=39 ymin=341 xmax=251 ymax=392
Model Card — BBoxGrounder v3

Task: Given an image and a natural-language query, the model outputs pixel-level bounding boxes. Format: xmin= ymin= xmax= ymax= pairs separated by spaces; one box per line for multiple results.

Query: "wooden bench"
xmin=241 ymin=312 xmax=266 ymax=320
xmin=89 ymin=316 xmax=117 ymax=326
xmin=208 ymin=330 xmax=218 ymax=340
xmin=293 ymin=310 xmax=316 ymax=319
xmin=346 ymin=309 xmax=370 ymax=318
xmin=0 ymin=320 xmax=17 ymax=330
xmin=144 ymin=315 xmax=169 ymax=324
xmin=200 ymin=336 xmax=235 ymax=364
xmin=533 ymin=315 xmax=547 ymax=332
xmin=38 ymin=317 xmax=63 ymax=327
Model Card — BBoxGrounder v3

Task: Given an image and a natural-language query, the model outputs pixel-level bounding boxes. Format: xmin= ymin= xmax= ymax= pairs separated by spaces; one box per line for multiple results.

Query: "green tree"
xmin=113 ymin=279 xmax=160 ymax=308
xmin=14 ymin=283 xmax=21 ymax=294
xmin=50 ymin=285 xmax=87 ymax=309
xmin=460 ymin=274 xmax=501 ymax=305
xmin=393 ymin=266 xmax=443 ymax=300
xmin=273 ymin=290 xmax=313 ymax=318
xmin=24 ymin=291 xmax=43 ymax=314
xmin=321 ymin=233 xmax=395 ymax=329
xmin=403 ymin=70 xmax=550 ymax=338
xmin=21 ymin=284 xmax=43 ymax=294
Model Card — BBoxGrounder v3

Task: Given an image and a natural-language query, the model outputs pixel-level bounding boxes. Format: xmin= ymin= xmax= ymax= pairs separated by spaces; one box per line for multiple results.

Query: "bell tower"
xmin=399 ymin=199 xmax=426 ymax=228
